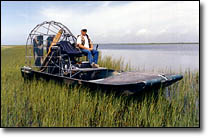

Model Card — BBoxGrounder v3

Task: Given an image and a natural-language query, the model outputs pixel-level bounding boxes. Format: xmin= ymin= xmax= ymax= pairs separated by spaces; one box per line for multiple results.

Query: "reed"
xmin=1 ymin=46 xmax=199 ymax=127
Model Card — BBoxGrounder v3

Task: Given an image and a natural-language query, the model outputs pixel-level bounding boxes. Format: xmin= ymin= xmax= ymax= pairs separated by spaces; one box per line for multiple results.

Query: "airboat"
xmin=21 ymin=21 xmax=183 ymax=94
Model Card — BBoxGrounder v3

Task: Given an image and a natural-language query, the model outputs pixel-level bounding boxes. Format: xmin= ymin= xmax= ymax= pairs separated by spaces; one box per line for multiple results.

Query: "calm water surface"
xmin=98 ymin=44 xmax=199 ymax=72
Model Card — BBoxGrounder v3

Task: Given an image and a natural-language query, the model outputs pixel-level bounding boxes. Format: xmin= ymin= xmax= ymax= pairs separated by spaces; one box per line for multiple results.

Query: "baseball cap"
xmin=81 ymin=27 xmax=87 ymax=32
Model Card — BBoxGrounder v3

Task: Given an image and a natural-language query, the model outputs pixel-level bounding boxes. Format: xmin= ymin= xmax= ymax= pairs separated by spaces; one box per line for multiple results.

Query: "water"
xmin=98 ymin=44 xmax=199 ymax=72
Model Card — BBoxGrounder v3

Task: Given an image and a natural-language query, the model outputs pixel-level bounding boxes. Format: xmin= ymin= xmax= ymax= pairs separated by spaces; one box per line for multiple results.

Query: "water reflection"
xmin=99 ymin=44 xmax=199 ymax=72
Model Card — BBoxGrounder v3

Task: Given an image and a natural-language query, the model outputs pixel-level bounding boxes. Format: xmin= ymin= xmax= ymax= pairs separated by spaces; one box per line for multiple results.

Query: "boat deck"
xmin=89 ymin=72 xmax=163 ymax=85
xmin=71 ymin=67 xmax=107 ymax=72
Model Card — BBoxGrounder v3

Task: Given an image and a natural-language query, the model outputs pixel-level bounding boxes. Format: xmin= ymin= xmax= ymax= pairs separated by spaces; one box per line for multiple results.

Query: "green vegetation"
xmin=1 ymin=46 xmax=199 ymax=127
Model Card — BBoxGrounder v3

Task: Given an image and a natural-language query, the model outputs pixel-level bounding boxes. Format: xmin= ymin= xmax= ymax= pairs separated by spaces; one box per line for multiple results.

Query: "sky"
xmin=1 ymin=1 xmax=199 ymax=45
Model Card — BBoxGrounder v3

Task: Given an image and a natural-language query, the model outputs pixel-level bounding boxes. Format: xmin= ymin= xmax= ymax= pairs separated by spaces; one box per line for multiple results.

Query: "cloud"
xmin=102 ymin=1 xmax=112 ymax=7
xmin=136 ymin=29 xmax=148 ymax=36
xmin=2 ymin=1 xmax=199 ymax=45
xmin=39 ymin=1 xmax=199 ymax=43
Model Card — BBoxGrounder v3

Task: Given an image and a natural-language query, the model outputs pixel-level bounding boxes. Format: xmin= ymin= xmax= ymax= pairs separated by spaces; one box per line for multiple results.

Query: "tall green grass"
xmin=1 ymin=46 xmax=199 ymax=127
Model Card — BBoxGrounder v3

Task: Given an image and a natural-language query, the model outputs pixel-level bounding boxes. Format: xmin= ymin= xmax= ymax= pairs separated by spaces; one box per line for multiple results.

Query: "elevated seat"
xmin=59 ymin=41 xmax=89 ymax=62
xmin=59 ymin=41 xmax=83 ymax=57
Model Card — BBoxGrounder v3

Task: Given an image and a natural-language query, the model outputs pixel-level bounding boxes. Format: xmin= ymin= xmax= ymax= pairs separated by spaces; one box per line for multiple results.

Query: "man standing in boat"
xmin=77 ymin=27 xmax=99 ymax=68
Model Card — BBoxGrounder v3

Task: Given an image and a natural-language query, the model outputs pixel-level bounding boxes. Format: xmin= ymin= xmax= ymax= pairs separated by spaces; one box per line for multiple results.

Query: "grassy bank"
xmin=1 ymin=46 xmax=199 ymax=127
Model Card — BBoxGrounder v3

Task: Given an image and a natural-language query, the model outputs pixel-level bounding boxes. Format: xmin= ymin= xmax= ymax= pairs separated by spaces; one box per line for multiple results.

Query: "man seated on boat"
xmin=77 ymin=27 xmax=99 ymax=68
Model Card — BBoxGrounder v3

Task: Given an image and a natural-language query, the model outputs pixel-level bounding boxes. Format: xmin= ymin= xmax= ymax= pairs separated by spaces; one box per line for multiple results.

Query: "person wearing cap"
xmin=77 ymin=28 xmax=99 ymax=68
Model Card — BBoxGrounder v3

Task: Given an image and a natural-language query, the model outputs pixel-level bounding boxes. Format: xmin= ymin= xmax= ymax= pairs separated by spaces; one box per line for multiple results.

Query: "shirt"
xmin=77 ymin=35 xmax=89 ymax=48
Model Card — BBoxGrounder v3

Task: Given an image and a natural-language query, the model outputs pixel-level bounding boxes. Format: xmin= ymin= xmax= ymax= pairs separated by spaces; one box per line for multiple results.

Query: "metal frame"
xmin=25 ymin=21 xmax=79 ymax=77
xmin=25 ymin=21 xmax=77 ymax=67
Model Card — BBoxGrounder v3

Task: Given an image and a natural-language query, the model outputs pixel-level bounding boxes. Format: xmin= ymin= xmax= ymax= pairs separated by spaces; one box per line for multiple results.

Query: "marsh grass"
xmin=1 ymin=46 xmax=199 ymax=127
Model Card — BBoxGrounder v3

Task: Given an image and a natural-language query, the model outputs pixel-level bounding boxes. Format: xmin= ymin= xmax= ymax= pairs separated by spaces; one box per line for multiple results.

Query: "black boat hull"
xmin=21 ymin=66 xmax=183 ymax=94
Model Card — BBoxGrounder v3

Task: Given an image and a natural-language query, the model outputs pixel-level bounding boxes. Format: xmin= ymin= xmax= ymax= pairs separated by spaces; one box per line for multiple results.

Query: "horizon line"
xmin=1 ymin=42 xmax=199 ymax=46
